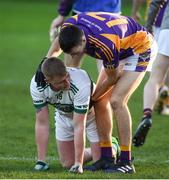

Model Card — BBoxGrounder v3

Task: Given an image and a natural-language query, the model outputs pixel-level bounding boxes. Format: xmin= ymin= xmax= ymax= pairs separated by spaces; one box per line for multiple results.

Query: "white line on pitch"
xmin=0 ymin=156 xmax=59 ymax=161
xmin=0 ymin=156 xmax=169 ymax=164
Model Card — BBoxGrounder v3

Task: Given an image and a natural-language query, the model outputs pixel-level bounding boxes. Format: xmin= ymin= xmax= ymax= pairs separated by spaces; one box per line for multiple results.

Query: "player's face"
xmin=69 ymin=36 xmax=86 ymax=56
xmin=45 ymin=73 xmax=70 ymax=91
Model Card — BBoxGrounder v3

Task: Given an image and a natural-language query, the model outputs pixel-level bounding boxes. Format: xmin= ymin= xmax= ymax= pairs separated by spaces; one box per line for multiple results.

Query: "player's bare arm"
xmin=132 ymin=0 xmax=144 ymax=22
xmin=92 ymin=67 xmax=122 ymax=101
xmin=69 ymin=112 xmax=87 ymax=173
xmin=47 ymin=37 xmax=62 ymax=57
xmin=35 ymin=106 xmax=50 ymax=162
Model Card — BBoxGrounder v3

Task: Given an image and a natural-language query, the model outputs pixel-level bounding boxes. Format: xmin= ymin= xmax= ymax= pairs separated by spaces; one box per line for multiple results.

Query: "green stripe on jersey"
xmin=37 ymin=84 xmax=49 ymax=92
xmin=74 ymin=108 xmax=88 ymax=114
xmin=34 ymin=102 xmax=47 ymax=109
xmin=74 ymin=105 xmax=88 ymax=114
xmin=70 ymin=83 xmax=79 ymax=92
xmin=70 ymin=87 xmax=77 ymax=95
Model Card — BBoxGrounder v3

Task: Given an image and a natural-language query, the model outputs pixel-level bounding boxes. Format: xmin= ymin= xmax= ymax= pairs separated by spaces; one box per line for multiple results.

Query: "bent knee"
xmin=110 ymin=97 xmax=126 ymax=110
xmin=60 ymin=160 xmax=74 ymax=169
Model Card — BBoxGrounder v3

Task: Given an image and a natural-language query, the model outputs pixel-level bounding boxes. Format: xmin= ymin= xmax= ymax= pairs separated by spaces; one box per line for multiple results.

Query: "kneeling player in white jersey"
xmin=30 ymin=57 xmax=99 ymax=173
xmin=30 ymin=57 xmax=119 ymax=173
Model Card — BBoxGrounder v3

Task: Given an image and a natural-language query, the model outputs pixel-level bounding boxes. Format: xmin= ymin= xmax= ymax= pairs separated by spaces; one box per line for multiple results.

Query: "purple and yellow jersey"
xmin=62 ymin=12 xmax=153 ymax=69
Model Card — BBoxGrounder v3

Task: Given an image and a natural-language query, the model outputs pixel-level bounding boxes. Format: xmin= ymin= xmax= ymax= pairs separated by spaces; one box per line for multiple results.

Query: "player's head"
xmin=59 ymin=25 xmax=86 ymax=55
xmin=42 ymin=57 xmax=70 ymax=91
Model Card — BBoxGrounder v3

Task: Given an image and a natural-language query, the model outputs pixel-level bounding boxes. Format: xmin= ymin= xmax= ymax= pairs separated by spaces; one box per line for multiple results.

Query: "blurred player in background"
xmin=132 ymin=0 xmax=169 ymax=115
xmin=50 ymin=0 xmax=121 ymax=71
xmin=45 ymin=12 xmax=157 ymax=173
xmin=132 ymin=0 xmax=146 ymax=22
xmin=31 ymin=57 xmax=119 ymax=173
xmin=146 ymin=0 xmax=169 ymax=115
xmin=133 ymin=0 xmax=169 ymax=147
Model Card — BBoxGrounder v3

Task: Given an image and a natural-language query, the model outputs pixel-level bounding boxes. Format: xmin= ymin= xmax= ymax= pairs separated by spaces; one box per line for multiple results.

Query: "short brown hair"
xmin=59 ymin=25 xmax=83 ymax=53
xmin=41 ymin=57 xmax=67 ymax=79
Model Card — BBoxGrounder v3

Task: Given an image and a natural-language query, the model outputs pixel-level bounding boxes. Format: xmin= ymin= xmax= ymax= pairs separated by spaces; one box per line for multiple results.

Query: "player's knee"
xmin=60 ymin=159 xmax=74 ymax=169
xmin=110 ymin=96 xmax=123 ymax=110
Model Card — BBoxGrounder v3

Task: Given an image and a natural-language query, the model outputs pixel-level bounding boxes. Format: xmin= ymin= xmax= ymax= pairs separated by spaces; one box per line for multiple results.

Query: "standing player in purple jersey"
xmin=50 ymin=0 xmax=121 ymax=71
xmin=43 ymin=12 xmax=157 ymax=173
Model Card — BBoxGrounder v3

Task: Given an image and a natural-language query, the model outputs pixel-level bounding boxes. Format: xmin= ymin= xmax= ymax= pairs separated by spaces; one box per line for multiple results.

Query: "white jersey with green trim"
xmin=30 ymin=67 xmax=93 ymax=116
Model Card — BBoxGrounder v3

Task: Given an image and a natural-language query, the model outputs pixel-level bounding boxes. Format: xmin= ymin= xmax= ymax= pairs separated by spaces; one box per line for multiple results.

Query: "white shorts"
xmin=120 ymin=40 xmax=158 ymax=72
xmin=55 ymin=109 xmax=99 ymax=143
xmin=157 ymin=29 xmax=169 ymax=57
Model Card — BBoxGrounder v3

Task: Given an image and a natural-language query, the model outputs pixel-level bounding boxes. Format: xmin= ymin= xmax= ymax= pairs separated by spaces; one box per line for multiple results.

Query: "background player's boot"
xmin=161 ymin=105 xmax=169 ymax=115
xmin=155 ymin=85 xmax=169 ymax=114
xmin=132 ymin=116 xmax=152 ymax=147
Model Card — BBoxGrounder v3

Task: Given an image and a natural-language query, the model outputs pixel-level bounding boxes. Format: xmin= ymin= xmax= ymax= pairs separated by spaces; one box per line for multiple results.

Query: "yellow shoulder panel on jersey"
xmin=106 ymin=19 xmax=128 ymax=28
xmin=101 ymin=34 xmax=120 ymax=51
xmin=120 ymin=31 xmax=153 ymax=54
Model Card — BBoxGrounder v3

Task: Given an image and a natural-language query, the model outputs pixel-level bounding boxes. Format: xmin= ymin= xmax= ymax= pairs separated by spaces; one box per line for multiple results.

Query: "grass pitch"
xmin=0 ymin=0 xmax=169 ymax=178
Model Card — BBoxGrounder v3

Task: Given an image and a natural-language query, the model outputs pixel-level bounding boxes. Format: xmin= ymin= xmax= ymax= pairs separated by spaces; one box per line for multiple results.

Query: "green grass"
xmin=1 ymin=0 xmax=169 ymax=178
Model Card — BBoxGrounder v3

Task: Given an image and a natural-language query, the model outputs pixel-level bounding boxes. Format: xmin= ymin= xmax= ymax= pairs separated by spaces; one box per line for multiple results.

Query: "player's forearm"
xmin=132 ymin=0 xmax=143 ymax=15
xmin=74 ymin=125 xmax=85 ymax=164
xmin=47 ymin=37 xmax=62 ymax=57
xmin=35 ymin=119 xmax=49 ymax=161
xmin=93 ymin=67 xmax=122 ymax=101
xmin=92 ymin=78 xmax=115 ymax=101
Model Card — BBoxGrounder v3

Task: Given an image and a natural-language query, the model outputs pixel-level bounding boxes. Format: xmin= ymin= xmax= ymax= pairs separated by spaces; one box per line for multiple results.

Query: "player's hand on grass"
xmin=34 ymin=161 xmax=49 ymax=171
xmin=69 ymin=163 xmax=83 ymax=174
xmin=35 ymin=58 xmax=47 ymax=88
